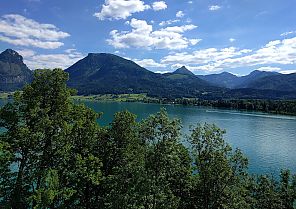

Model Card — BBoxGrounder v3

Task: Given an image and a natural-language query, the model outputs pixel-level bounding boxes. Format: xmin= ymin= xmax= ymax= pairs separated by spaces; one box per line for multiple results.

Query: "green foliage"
xmin=1 ymin=69 xmax=296 ymax=209
xmin=189 ymin=124 xmax=249 ymax=209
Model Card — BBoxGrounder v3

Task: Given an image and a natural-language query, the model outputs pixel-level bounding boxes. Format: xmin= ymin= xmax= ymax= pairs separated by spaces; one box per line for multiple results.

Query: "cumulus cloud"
xmin=161 ymin=36 xmax=296 ymax=72
xmin=162 ymin=47 xmax=251 ymax=65
xmin=0 ymin=14 xmax=69 ymax=49
xmin=94 ymin=0 xmax=150 ymax=20
xmin=176 ymin=11 xmax=185 ymax=18
xmin=17 ymin=49 xmax=84 ymax=70
xmin=209 ymin=5 xmax=221 ymax=11
xmin=107 ymin=18 xmax=199 ymax=50
xmin=133 ymin=58 xmax=166 ymax=68
xmin=152 ymin=1 xmax=167 ymax=11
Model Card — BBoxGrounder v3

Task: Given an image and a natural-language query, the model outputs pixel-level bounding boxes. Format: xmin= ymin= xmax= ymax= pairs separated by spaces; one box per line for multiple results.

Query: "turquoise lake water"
xmin=1 ymin=99 xmax=296 ymax=175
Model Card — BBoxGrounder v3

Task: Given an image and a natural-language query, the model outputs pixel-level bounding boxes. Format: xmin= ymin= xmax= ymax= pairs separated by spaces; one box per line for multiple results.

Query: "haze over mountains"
xmin=1 ymin=49 xmax=296 ymax=99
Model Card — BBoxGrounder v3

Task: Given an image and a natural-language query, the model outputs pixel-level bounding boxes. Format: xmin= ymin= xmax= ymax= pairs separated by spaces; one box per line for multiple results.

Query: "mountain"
xmin=237 ymin=70 xmax=280 ymax=88
xmin=0 ymin=49 xmax=32 ymax=91
xmin=1 ymin=48 xmax=294 ymax=99
xmin=172 ymin=66 xmax=195 ymax=76
xmin=197 ymin=70 xmax=280 ymax=89
xmin=163 ymin=66 xmax=218 ymax=95
xmin=243 ymin=73 xmax=296 ymax=91
xmin=197 ymin=72 xmax=239 ymax=88
xmin=65 ymin=53 xmax=220 ymax=98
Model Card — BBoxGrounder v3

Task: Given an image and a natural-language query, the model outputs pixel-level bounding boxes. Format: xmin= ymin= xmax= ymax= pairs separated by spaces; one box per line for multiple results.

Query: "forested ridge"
xmin=1 ymin=69 xmax=296 ymax=209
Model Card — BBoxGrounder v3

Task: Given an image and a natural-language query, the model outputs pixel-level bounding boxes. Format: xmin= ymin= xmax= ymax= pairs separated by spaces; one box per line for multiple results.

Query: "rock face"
xmin=0 ymin=49 xmax=32 ymax=91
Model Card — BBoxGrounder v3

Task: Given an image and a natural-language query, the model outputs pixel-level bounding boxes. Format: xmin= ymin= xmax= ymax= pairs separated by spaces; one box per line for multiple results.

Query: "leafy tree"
xmin=138 ymin=109 xmax=192 ymax=209
xmin=0 ymin=69 xmax=103 ymax=208
xmin=1 ymin=68 xmax=296 ymax=209
xmin=188 ymin=123 xmax=250 ymax=209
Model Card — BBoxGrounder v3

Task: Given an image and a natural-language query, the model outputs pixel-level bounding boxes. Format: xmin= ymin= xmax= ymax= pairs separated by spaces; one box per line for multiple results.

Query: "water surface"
xmin=81 ymin=101 xmax=296 ymax=175
xmin=1 ymin=99 xmax=296 ymax=175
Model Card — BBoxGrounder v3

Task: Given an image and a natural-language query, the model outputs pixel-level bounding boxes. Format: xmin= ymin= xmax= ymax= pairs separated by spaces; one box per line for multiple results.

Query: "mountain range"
xmin=197 ymin=70 xmax=281 ymax=89
xmin=65 ymin=53 xmax=220 ymax=98
xmin=1 ymin=49 xmax=296 ymax=99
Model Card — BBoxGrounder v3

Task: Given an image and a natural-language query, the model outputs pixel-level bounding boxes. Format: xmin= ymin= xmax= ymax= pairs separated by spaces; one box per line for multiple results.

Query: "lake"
xmin=80 ymin=100 xmax=296 ymax=176
xmin=1 ymin=99 xmax=296 ymax=175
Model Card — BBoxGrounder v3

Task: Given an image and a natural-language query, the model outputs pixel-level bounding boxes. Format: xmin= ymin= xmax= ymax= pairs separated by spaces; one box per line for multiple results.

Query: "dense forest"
xmin=1 ymin=69 xmax=296 ymax=209
xmin=142 ymin=98 xmax=296 ymax=116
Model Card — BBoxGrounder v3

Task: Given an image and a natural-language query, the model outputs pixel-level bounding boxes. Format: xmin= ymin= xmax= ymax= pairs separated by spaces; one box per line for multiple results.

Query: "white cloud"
xmin=209 ymin=5 xmax=221 ymax=11
xmin=256 ymin=66 xmax=281 ymax=72
xmin=280 ymin=31 xmax=296 ymax=36
xmin=16 ymin=49 xmax=36 ymax=57
xmin=162 ymin=47 xmax=251 ymax=66
xmin=265 ymin=40 xmax=281 ymax=47
xmin=133 ymin=58 xmax=166 ymax=68
xmin=256 ymin=67 xmax=296 ymax=74
xmin=189 ymin=39 xmax=202 ymax=45
xmin=229 ymin=38 xmax=236 ymax=42
xmin=155 ymin=70 xmax=171 ymax=74
xmin=0 ymin=14 xmax=69 ymax=49
xmin=152 ymin=1 xmax=167 ymax=11
xmin=107 ymin=18 xmax=199 ymax=50
xmin=159 ymin=19 xmax=179 ymax=26
xmin=94 ymin=0 xmax=150 ymax=20
xmin=161 ymin=36 xmax=296 ymax=72
xmin=176 ymin=11 xmax=185 ymax=18
xmin=188 ymin=1 xmax=193 ymax=4
xmin=17 ymin=49 xmax=84 ymax=70
xmin=0 ymin=35 xmax=64 ymax=49
xmin=280 ymin=70 xmax=296 ymax=74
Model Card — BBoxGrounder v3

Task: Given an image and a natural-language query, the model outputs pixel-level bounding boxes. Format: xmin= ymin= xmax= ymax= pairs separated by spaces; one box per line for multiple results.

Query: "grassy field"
xmin=72 ymin=93 xmax=158 ymax=103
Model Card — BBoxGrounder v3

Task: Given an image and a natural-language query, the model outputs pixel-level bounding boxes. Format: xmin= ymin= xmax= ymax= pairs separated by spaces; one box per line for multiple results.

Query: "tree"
xmin=0 ymin=69 xmax=103 ymax=208
xmin=188 ymin=123 xmax=250 ymax=209
xmin=138 ymin=109 xmax=192 ymax=209
xmin=1 ymin=68 xmax=296 ymax=209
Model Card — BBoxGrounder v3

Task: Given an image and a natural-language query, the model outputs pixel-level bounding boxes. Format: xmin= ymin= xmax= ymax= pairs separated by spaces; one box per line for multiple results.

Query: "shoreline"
xmin=2 ymin=92 xmax=296 ymax=116
xmin=72 ymin=94 xmax=296 ymax=117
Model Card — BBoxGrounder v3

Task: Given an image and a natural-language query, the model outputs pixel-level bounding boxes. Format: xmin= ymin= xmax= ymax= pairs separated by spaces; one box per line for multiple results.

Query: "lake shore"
xmin=2 ymin=92 xmax=296 ymax=116
xmin=72 ymin=94 xmax=296 ymax=116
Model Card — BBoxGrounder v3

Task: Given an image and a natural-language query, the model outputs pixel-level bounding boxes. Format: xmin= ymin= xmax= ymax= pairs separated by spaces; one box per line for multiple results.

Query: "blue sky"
xmin=0 ymin=0 xmax=296 ymax=75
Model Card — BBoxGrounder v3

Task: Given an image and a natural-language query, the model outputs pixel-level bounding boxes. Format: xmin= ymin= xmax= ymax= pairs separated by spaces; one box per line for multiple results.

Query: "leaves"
xmin=0 ymin=69 xmax=295 ymax=209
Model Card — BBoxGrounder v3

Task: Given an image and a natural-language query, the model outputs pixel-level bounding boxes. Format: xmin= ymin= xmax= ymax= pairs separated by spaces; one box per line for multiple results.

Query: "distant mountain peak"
xmin=2 ymin=49 xmax=18 ymax=55
xmin=247 ymin=70 xmax=280 ymax=77
xmin=0 ymin=49 xmax=23 ymax=64
xmin=220 ymin=71 xmax=235 ymax=76
xmin=173 ymin=66 xmax=194 ymax=76
xmin=0 ymin=48 xmax=32 ymax=91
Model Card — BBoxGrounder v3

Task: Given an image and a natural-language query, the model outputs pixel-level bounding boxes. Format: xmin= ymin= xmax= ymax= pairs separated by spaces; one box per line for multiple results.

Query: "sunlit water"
xmin=1 ymin=99 xmax=296 ymax=175
xmin=80 ymin=101 xmax=296 ymax=175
